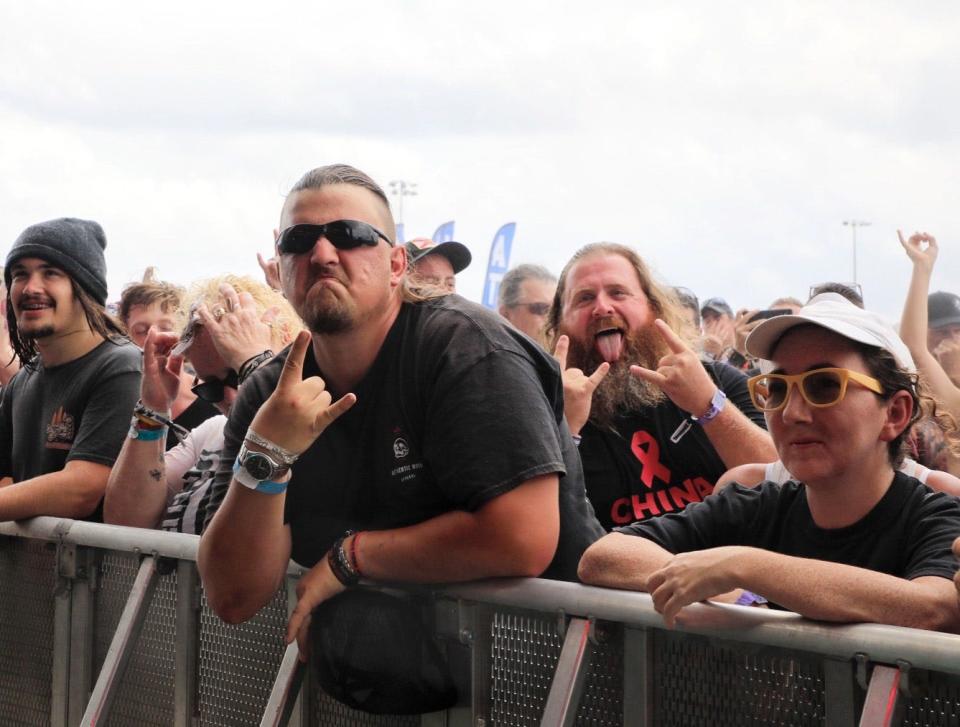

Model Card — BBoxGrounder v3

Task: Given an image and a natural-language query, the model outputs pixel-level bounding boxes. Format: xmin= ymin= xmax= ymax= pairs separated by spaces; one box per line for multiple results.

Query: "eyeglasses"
xmin=277 ymin=220 xmax=394 ymax=255
xmin=191 ymin=370 xmax=239 ymax=404
xmin=747 ymin=367 xmax=884 ymax=412
xmin=510 ymin=302 xmax=551 ymax=316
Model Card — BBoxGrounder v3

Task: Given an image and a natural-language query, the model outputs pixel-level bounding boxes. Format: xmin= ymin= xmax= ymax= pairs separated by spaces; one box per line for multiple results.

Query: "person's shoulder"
xmin=704 ymin=359 xmax=749 ymax=387
xmin=410 ymin=295 xmax=513 ymax=338
xmin=76 ymin=338 xmax=142 ymax=376
xmin=896 ymin=470 xmax=960 ymax=512
xmin=192 ymin=414 xmax=227 ymax=444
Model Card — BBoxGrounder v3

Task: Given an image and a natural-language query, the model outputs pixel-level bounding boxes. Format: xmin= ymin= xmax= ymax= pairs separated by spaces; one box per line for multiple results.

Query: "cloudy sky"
xmin=1 ymin=1 xmax=957 ymax=321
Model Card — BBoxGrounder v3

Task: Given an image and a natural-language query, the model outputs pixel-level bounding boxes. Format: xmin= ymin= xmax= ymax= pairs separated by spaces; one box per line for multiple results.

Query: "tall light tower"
xmin=389 ymin=180 xmax=418 ymax=226
xmin=842 ymin=220 xmax=871 ymax=284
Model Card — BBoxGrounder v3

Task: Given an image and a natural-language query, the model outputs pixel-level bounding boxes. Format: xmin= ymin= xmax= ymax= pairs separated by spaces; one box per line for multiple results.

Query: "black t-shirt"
xmin=619 ymin=472 xmax=960 ymax=594
xmin=204 ymin=295 xmax=604 ymax=581
xmin=579 ymin=361 xmax=766 ymax=530
xmin=0 ymin=339 xmax=142 ymax=522
xmin=168 ymin=396 xmax=220 ymax=451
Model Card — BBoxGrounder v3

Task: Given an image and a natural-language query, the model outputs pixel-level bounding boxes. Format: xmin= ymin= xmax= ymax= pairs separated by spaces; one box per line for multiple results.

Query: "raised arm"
xmin=898 ymin=230 xmax=960 ymax=415
xmin=104 ymin=328 xmax=183 ymax=528
xmin=631 ymin=319 xmax=777 ymax=466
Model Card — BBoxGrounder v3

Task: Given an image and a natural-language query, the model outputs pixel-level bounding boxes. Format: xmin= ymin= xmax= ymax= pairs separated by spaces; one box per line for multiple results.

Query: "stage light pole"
xmin=389 ymin=180 xmax=418 ymax=226
xmin=843 ymin=220 xmax=871 ymax=284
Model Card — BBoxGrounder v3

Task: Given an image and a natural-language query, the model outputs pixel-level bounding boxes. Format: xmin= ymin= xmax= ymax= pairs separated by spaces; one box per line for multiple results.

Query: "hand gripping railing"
xmin=3 ymin=517 xmax=960 ymax=727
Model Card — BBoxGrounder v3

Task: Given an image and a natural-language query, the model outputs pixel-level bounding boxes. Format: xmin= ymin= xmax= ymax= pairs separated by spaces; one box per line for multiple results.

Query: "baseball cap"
xmin=745 ymin=292 xmax=915 ymax=371
xmin=928 ymin=291 xmax=960 ymax=330
xmin=700 ymin=297 xmax=733 ymax=317
xmin=405 ymin=238 xmax=472 ymax=274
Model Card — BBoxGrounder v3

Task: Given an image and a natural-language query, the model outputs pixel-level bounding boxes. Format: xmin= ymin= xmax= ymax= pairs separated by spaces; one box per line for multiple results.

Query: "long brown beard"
xmin=563 ymin=325 xmax=670 ymax=429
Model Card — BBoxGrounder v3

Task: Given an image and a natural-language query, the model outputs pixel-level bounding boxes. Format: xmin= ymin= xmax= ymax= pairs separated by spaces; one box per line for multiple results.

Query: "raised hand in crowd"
xmin=631 ymin=319 xmax=722 ymax=416
xmin=245 ymin=331 xmax=356 ymax=655
xmin=257 ymin=251 xmax=282 ymax=292
xmin=701 ymin=312 xmax=735 ymax=360
xmin=733 ymin=308 xmax=761 ymax=359
xmin=140 ymin=328 xmax=184 ymax=412
xmin=196 ymin=283 xmax=279 ymax=372
xmin=897 ymin=230 xmax=960 ymax=418
xmin=552 ymin=334 xmax=609 ymax=436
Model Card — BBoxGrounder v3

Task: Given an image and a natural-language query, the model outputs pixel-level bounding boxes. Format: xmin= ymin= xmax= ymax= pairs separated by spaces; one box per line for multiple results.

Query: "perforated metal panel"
xmin=198 ymin=587 xmax=288 ymax=726
xmin=0 ymin=537 xmax=57 ymax=726
xmin=93 ymin=551 xmax=178 ymax=727
xmin=489 ymin=610 xmax=563 ymax=726
xmin=574 ymin=623 xmax=623 ymax=727
xmin=652 ymin=630 xmax=825 ymax=726
xmin=901 ymin=672 xmax=960 ymax=726
xmin=313 ymin=689 xmax=420 ymax=727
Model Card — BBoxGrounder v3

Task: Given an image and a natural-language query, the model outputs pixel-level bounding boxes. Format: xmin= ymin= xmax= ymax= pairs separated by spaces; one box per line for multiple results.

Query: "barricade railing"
xmin=2 ymin=517 xmax=960 ymax=726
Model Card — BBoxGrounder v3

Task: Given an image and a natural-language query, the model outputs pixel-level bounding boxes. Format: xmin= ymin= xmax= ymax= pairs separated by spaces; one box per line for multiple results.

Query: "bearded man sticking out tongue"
xmin=547 ymin=243 xmax=776 ymax=531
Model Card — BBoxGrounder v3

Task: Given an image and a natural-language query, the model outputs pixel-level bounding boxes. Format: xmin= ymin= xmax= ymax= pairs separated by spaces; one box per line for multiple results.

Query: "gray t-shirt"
xmin=0 ymin=339 xmax=142 ymax=520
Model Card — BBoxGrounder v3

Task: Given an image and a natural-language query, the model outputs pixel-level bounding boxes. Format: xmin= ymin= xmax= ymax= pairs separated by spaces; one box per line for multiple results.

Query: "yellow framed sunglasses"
xmin=747 ymin=367 xmax=884 ymax=412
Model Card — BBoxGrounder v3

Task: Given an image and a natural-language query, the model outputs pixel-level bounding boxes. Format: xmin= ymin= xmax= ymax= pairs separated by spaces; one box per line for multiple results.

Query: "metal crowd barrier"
xmin=2 ymin=517 xmax=960 ymax=727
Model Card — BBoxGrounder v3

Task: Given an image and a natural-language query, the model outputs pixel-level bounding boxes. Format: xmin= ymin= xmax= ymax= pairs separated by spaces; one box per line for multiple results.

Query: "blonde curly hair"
xmin=181 ymin=274 xmax=303 ymax=349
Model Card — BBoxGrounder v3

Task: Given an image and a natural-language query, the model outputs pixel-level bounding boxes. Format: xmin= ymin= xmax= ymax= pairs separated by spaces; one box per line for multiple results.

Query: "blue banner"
xmin=395 ymin=223 xmax=405 ymax=244
xmin=481 ymin=223 xmax=516 ymax=310
xmin=432 ymin=220 xmax=455 ymax=243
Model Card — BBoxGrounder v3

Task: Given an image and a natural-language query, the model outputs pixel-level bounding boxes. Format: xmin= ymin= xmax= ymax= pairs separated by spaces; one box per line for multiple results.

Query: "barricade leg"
xmin=175 ymin=559 xmax=200 ymax=727
xmin=622 ymin=628 xmax=654 ymax=726
xmin=81 ymin=555 xmax=161 ymax=724
xmin=539 ymin=617 xmax=592 ymax=727
xmin=859 ymin=664 xmax=902 ymax=727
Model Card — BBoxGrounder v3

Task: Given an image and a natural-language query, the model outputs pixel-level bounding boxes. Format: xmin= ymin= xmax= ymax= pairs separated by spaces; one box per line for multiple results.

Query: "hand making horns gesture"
xmin=552 ymin=334 xmax=610 ymax=436
xmin=246 ymin=330 xmax=357 ymax=457
xmin=630 ymin=319 xmax=718 ymax=416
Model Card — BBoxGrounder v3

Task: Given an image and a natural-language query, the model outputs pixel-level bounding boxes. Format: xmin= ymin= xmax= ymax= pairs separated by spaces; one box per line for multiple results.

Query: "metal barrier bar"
xmin=174 ymin=560 xmax=200 ymax=727
xmin=859 ymin=664 xmax=902 ymax=727
xmin=540 ymin=617 xmax=591 ymax=727
xmin=80 ymin=555 xmax=160 ymax=725
xmin=259 ymin=642 xmax=305 ymax=727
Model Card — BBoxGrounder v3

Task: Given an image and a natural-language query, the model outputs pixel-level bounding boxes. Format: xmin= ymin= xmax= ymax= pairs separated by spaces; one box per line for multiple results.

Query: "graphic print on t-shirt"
xmin=45 ymin=406 xmax=75 ymax=450
xmin=606 ymin=427 xmax=714 ymax=525
xmin=388 ymin=425 xmax=424 ymax=485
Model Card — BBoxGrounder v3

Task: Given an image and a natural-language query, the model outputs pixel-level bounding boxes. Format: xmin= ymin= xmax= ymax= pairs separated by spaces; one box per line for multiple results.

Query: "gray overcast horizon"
xmin=2 ymin=1 xmax=958 ymax=323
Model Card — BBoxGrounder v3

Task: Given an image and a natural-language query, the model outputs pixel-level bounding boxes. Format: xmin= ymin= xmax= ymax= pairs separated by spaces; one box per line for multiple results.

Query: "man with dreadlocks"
xmin=0 ymin=218 xmax=141 ymax=522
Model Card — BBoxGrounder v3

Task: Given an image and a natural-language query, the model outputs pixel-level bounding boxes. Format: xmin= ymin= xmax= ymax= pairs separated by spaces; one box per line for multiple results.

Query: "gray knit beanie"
xmin=5 ymin=218 xmax=109 ymax=305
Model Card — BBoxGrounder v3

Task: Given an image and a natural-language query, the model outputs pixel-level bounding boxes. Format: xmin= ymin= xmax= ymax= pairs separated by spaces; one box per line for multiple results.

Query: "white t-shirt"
xmin=161 ymin=415 xmax=226 ymax=535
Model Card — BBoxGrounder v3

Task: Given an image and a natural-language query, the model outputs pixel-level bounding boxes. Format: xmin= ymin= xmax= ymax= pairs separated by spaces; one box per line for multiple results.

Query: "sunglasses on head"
xmin=191 ymin=370 xmax=239 ymax=404
xmin=747 ymin=367 xmax=884 ymax=413
xmin=276 ymin=220 xmax=394 ymax=255
xmin=511 ymin=302 xmax=551 ymax=316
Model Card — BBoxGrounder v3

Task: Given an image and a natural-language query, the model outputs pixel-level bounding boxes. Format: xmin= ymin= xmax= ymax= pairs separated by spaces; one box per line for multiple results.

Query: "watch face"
xmin=243 ymin=452 xmax=274 ymax=481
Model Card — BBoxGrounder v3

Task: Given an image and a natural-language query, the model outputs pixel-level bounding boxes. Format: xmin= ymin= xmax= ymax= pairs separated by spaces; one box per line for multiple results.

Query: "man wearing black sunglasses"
xmin=498 ymin=264 xmax=557 ymax=348
xmin=198 ymin=164 xmax=603 ymax=658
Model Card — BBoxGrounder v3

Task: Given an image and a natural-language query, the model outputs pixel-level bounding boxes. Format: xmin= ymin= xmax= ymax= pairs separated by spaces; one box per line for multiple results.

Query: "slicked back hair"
xmin=545 ymin=242 xmax=695 ymax=346
xmin=286 ymin=164 xmax=396 ymax=243
xmin=499 ymin=264 xmax=557 ymax=308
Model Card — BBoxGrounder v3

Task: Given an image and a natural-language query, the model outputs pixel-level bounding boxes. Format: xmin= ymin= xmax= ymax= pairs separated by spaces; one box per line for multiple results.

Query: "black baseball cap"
xmin=405 ymin=238 xmax=472 ymax=274
xmin=928 ymin=291 xmax=960 ymax=329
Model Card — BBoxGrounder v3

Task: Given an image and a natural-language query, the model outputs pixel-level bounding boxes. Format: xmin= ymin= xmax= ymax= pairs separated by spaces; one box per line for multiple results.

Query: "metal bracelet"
xmin=244 ymin=428 xmax=299 ymax=465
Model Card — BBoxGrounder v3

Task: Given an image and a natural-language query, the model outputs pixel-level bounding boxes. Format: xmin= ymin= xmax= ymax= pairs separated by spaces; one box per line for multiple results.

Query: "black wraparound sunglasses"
xmin=192 ymin=370 xmax=239 ymax=404
xmin=277 ymin=220 xmax=394 ymax=255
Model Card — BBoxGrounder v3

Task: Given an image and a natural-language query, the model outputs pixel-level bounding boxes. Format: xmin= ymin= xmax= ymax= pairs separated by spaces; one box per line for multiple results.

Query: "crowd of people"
xmin=2 ymin=164 xmax=960 ymax=711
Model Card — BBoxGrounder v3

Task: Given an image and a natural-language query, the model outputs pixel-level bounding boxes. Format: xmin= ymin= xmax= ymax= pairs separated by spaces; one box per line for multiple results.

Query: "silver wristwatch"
xmin=235 ymin=444 xmax=291 ymax=490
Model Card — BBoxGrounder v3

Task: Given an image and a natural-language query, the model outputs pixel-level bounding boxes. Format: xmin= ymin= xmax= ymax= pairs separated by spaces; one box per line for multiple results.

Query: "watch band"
xmin=233 ymin=457 xmax=289 ymax=494
xmin=692 ymin=388 xmax=727 ymax=424
xmin=244 ymin=428 xmax=299 ymax=466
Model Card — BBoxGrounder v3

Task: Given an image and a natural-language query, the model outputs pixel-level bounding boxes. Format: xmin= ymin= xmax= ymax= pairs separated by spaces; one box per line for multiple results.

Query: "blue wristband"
xmin=129 ymin=424 xmax=166 ymax=441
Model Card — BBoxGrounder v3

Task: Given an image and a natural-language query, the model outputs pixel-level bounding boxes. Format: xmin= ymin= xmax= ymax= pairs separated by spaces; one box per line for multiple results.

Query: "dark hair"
xmin=850 ymin=341 xmax=959 ymax=465
xmin=545 ymin=242 xmax=694 ymax=345
xmin=499 ymin=264 xmax=557 ymax=308
xmin=809 ymin=282 xmax=864 ymax=308
xmin=287 ymin=164 xmax=396 ymax=242
xmin=7 ymin=278 xmax=127 ymax=369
